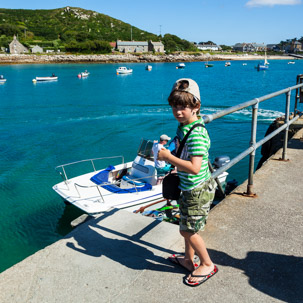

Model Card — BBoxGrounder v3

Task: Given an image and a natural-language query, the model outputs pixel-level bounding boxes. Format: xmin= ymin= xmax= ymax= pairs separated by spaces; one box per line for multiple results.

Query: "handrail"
xmin=203 ymin=78 xmax=303 ymax=196
xmin=55 ymin=156 xmax=124 ymax=182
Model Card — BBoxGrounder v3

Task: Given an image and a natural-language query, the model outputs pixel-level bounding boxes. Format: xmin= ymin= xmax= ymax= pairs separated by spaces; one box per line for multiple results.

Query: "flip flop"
xmin=168 ymin=254 xmax=199 ymax=271
xmin=184 ymin=265 xmax=218 ymax=287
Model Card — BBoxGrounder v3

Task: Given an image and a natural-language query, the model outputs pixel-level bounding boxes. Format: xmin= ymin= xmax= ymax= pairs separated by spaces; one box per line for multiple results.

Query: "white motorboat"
xmin=176 ymin=63 xmax=185 ymax=69
xmin=0 ymin=75 xmax=6 ymax=83
xmin=116 ymin=67 xmax=133 ymax=74
xmin=33 ymin=75 xmax=58 ymax=82
xmin=288 ymin=61 xmax=295 ymax=64
xmin=53 ymin=139 xmax=229 ymax=215
xmin=78 ymin=71 xmax=90 ymax=78
xmin=145 ymin=65 xmax=152 ymax=71
xmin=225 ymin=62 xmax=231 ymax=67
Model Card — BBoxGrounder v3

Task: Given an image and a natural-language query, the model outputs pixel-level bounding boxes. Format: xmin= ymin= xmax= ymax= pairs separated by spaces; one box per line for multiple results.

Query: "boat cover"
xmin=90 ymin=166 xmax=152 ymax=193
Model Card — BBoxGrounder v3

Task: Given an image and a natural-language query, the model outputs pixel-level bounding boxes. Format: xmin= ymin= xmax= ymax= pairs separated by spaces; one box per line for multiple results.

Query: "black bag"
xmin=162 ymin=123 xmax=204 ymax=200
xmin=162 ymin=172 xmax=181 ymax=200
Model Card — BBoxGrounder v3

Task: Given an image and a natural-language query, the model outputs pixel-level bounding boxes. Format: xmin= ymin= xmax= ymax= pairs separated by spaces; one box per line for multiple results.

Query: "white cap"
xmin=160 ymin=134 xmax=171 ymax=141
xmin=171 ymin=78 xmax=200 ymax=101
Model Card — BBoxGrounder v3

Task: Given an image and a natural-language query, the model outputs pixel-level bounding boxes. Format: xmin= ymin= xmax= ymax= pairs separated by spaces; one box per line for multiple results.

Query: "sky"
xmin=0 ymin=0 xmax=302 ymax=45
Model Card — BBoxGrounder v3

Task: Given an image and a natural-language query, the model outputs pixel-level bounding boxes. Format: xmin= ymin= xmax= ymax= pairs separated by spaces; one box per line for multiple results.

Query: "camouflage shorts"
xmin=179 ymin=178 xmax=216 ymax=233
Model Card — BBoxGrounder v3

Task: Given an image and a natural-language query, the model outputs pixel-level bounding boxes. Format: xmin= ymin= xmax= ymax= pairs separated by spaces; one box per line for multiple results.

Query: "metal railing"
xmin=55 ymin=156 xmax=124 ymax=188
xmin=204 ymin=75 xmax=303 ymax=196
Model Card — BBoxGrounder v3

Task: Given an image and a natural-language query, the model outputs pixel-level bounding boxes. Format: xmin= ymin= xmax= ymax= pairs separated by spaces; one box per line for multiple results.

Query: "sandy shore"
xmin=0 ymin=53 xmax=296 ymax=64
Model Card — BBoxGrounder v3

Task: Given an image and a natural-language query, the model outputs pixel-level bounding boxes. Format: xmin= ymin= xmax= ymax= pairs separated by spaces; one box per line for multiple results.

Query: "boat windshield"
xmin=137 ymin=139 xmax=154 ymax=160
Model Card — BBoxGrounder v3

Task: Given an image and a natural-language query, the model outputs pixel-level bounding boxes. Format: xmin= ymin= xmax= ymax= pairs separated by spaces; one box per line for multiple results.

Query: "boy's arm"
xmin=158 ymin=148 xmax=202 ymax=175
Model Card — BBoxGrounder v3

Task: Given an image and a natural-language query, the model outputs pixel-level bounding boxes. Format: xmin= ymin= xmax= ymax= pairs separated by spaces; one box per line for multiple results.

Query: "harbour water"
xmin=0 ymin=59 xmax=302 ymax=272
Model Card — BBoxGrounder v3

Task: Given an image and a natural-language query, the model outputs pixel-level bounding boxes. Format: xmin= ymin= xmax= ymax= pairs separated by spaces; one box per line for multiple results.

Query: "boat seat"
xmin=90 ymin=165 xmax=115 ymax=185
xmin=90 ymin=165 xmax=152 ymax=193
xmin=121 ymin=175 xmax=146 ymax=187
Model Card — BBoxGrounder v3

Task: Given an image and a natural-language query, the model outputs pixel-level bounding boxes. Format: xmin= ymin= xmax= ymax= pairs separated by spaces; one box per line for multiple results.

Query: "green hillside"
xmin=0 ymin=7 xmax=196 ymax=53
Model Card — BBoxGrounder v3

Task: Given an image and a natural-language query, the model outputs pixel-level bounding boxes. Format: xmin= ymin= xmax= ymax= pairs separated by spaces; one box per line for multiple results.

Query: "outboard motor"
xmin=212 ymin=155 xmax=230 ymax=169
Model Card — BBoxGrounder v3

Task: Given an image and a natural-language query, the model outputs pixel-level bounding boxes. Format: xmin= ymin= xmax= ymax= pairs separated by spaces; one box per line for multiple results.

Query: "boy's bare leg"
xmin=172 ymin=236 xmax=197 ymax=271
xmin=181 ymin=231 xmax=214 ymax=282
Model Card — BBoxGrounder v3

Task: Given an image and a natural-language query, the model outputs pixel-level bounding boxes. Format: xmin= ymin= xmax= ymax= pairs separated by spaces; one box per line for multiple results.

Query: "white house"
xmin=197 ymin=44 xmax=221 ymax=51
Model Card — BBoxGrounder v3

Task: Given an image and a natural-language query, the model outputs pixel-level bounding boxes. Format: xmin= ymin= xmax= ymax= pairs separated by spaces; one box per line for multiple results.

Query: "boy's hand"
xmin=158 ymin=148 xmax=171 ymax=161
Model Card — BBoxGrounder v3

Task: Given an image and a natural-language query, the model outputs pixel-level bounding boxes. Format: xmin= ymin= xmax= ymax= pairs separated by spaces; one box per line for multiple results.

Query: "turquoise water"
xmin=0 ymin=59 xmax=302 ymax=272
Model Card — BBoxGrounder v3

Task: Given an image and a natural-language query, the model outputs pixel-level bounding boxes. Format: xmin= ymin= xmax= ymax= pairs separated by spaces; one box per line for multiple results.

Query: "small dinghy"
xmin=33 ymin=74 xmax=58 ymax=82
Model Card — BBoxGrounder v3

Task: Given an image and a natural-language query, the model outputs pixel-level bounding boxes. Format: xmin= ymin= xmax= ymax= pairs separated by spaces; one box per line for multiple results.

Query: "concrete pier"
xmin=1 ymin=129 xmax=303 ymax=303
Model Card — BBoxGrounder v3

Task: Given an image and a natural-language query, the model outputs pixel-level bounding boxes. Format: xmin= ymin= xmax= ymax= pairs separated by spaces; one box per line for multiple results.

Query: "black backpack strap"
xmin=176 ymin=123 xmax=205 ymax=158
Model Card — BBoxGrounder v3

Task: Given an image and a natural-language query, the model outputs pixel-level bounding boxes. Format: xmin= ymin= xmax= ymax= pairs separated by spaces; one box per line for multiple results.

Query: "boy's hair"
xmin=168 ymin=79 xmax=201 ymax=114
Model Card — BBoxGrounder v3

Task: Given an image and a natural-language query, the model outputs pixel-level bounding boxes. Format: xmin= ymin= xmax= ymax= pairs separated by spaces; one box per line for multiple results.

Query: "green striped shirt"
xmin=176 ymin=118 xmax=211 ymax=191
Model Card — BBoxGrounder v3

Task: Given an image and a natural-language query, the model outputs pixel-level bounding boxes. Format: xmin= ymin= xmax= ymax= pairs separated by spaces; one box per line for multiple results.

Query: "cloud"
xmin=246 ymin=0 xmax=301 ymax=7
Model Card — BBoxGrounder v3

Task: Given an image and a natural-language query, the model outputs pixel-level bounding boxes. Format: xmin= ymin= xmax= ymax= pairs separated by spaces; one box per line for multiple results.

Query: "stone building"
xmin=116 ymin=40 xmax=164 ymax=53
xmin=289 ymin=41 xmax=302 ymax=53
xmin=9 ymin=35 xmax=28 ymax=54
xmin=116 ymin=40 xmax=149 ymax=53
xmin=31 ymin=45 xmax=43 ymax=53
xmin=148 ymin=41 xmax=164 ymax=53
xmin=233 ymin=42 xmax=266 ymax=52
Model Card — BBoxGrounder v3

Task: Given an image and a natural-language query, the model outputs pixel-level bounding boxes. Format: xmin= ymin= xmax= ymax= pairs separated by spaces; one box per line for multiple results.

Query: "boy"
xmin=158 ymin=78 xmax=218 ymax=286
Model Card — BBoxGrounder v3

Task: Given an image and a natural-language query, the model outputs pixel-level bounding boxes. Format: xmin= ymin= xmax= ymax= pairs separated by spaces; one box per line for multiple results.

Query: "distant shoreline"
xmin=0 ymin=53 xmax=296 ymax=65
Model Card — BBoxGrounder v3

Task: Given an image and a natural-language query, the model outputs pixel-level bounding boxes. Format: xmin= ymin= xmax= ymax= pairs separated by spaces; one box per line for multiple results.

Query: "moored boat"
xmin=256 ymin=63 xmax=268 ymax=71
xmin=288 ymin=61 xmax=295 ymax=64
xmin=33 ymin=74 xmax=58 ymax=82
xmin=116 ymin=67 xmax=133 ymax=74
xmin=0 ymin=75 xmax=6 ymax=83
xmin=52 ymin=139 xmax=228 ymax=215
xmin=256 ymin=51 xmax=269 ymax=71
xmin=205 ymin=63 xmax=214 ymax=68
xmin=225 ymin=62 xmax=231 ymax=67
xmin=78 ymin=70 xmax=90 ymax=78
xmin=176 ymin=63 xmax=185 ymax=69
xmin=145 ymin=65 xmax=152 ymax=71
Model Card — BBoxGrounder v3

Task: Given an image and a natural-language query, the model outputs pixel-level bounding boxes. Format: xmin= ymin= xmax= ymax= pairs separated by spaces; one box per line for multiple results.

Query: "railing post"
xmin=91 ymin=159 xmax=96 ymax=171
xmin=62 ymin=166 xmax=68 ymax=181
xmin=246 ymin=102 xmax=259 ymax=196
xmin=282 ymin=90 xmax=291 ymax=160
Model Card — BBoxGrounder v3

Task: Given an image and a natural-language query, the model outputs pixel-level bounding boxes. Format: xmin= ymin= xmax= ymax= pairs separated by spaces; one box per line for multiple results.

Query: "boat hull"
xmin=53 ymin=160 xmax=164 ymax=214
xmin=81 ymin=72 xmax=89 ymax=77
xmin=53 ymin=159 xmax=228 ymax=215
xmin=257 ymin=64 xmax=268 ymax=71
xmin=34 ymin=77 xmax=58 ymax=82
xmin=116 ymin=67 xmax=133 ymax=74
